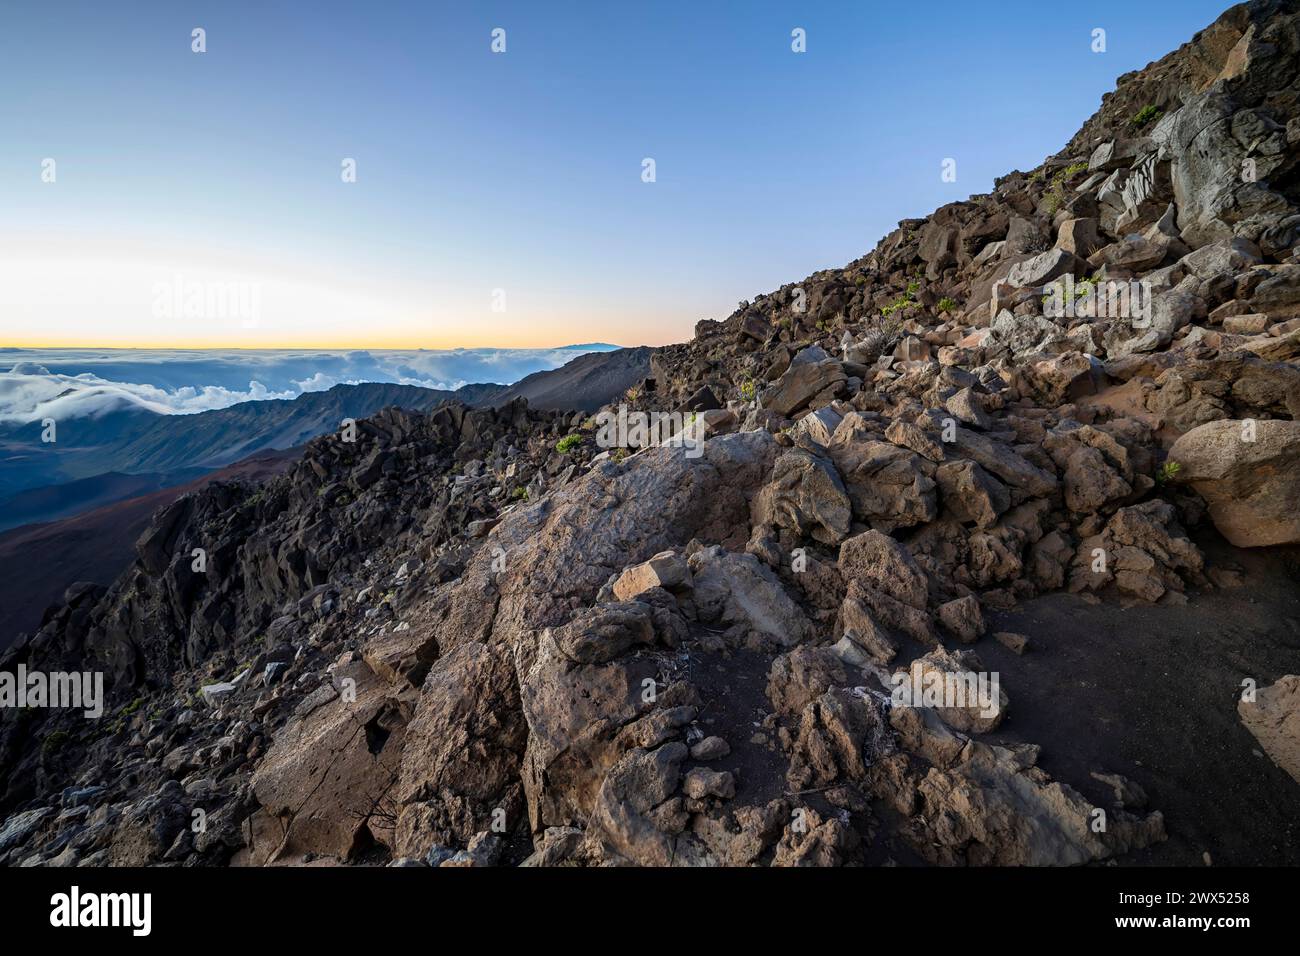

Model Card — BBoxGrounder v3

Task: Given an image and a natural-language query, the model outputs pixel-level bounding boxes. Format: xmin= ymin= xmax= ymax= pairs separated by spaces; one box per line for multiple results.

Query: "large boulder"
xmin=761 ymin=346 xmax=847 ymax=417
xmin=689 ymin=546 xmax=813 ymax=646
xmin=1170 ymin=419 xmax=1300 ymax=546
xmin=249 ymin=659 xmax=410 ymax=864
xmin=752 ymin=449 xmax=852 ymax=544
xmin=1238 ymin=675 xmax=1300 ymax=786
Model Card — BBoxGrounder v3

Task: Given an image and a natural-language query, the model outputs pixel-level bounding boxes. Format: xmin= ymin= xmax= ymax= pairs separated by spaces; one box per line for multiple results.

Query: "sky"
xmin=0 ymin=0 xmax=1230 ymax=350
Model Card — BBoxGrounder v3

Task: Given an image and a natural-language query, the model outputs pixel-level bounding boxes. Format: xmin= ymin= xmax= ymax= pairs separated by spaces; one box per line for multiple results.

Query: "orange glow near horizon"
xmin=0 ymin=237 xmax=694 ymax=351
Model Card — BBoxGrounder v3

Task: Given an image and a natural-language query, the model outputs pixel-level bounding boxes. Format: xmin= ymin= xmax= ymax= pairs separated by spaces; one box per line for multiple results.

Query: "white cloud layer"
xmin=0 ymin=346 xmax=613 ymax=424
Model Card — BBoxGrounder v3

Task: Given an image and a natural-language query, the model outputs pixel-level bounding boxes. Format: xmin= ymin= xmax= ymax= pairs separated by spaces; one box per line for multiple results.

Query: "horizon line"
xmin=0 ymin=341 xmax=636 ymax=353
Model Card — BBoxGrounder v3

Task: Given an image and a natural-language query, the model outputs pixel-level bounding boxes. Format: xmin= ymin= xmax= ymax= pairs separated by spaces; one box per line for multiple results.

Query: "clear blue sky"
xmin=0 ymin=0 xmax=1230 ymax=348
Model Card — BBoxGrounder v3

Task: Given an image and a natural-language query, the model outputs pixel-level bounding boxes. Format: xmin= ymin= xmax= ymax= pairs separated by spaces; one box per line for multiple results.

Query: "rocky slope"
xmin=3 ymin=0 xmax=1300 ymax=868
xmin=0 ymin=450 xmax=298 ymax=650
xmin=488 ymin=347 xmax=653 ymax=413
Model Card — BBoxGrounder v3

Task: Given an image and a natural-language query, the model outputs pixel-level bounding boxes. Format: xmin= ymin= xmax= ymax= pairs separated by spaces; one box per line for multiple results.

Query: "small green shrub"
xmin=937 ymin=297 xmax=957 ymax=313
xmin=555 ymin=434 xmax=583 ymax=454
xmin=1131 ymin=105 xmax=1163 ymax=128
xmin=1155 ymin=460 xmax=1181 ymax=485
xmin=42 ymin=729 xmax=71 ymax=757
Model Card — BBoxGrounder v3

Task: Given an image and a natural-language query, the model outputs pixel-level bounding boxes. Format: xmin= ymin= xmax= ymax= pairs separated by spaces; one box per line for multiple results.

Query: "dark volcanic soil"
xmin=980 ymin=531 xmax=1300 ymax=866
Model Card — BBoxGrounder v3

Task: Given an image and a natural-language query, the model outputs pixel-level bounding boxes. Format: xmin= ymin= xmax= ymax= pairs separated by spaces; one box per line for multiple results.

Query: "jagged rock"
xmin=107 ymin=781 xmax=188 ymax=866
xmin=838 ymin=531 xmax=936 ymax=645
xmin=612 ymin=551 xmax=691 ymax=602
xmin=1238 ymin=676 xmax=1300 ymax=786
xmin=0 ymin=807 xmax=52 ymax=854
xmin=771 ymin=807 xmax=860 ymax=867
xmin=589 ymin=743 xmax=712 ymax=866
xmin=516 ymin=617 xmax=668 ymax=832
xmin=1170 ymin=419 xmax=1300 ymax=546
xmin=392 ymin=642 xmax=525 ymax=856
xmin=1006 ymin=248 xmax=1085 ymax=289
xmin=796 ymin=405 xmax=842 ymax=447
xmin=761 ymin=347 xmax=847 ymax=417
xmin=752 ymin=449 xmax=852 ymax=544
xmin=937 ymin=595 xmax=985 ymax=644
xmin=885 ymin=419 xmax=945 ymax=462
xmin=935 ymin=459 xmax=1010 ymax=529
xmin=1069 ymin=500 xmax=1203 ymax=601
xmin=945 ymin=387 xmax=992 ymax=429
xmin=1019 ymin=352 xmax=1103 ymax=406
xmin=829 ymin=420 xmax=937 ymax=530
xmin=838 ymin=530 xmax=928 ymax=608
xmin=767 ymin=646 xmax=848 ymax=718
xmin=1061 ymin=445 xmax=1132 ymax=515
xmin=247 ymin=659 xmax=408 ymax=864
xmin=841 ymin=601 xmax=902 ymax=665
xmin=1056 ymin=217 xmax=1103 ymax=258
xmin=787 ymin=688 xmax=891 ymax=790
xmin=690 ymin=736 xmax=730 ymax=761
xmin=894 ymin=646 xmax=1006 ymax=734
xmin=684 ymin=768 xmax=736 ymax=800
xmin=1179 ymin=236 xmax=1262 ymax=279
xmin=990 ymin=310 xmax=1067 ymax=357
xmin=994 ymin=631 xmax=1029 ymax=654
xmin=909 ymin=739 xmax=1165 ymax=865
xmin=942 ymin=422 xmax=1059 ymax=502
xmin=690 ymin=546 xmax=812 ymax=646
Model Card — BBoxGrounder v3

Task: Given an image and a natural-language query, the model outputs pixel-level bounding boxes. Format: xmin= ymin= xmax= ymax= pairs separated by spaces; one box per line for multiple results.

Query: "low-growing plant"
xmin=1042 ymin=162 xmax=1090 ymax=215
xmin=937 ymin=296 xmax=957 ymax=313
xmin=1131 ymin=104 xmax=1163 ymax=128
xmin=1155 ymin=460 xmax=1181 ymax=485
xmin=555 ymin=434 xmax=583 ymax=454
xmin=42 ymin=729 xmax=71 ymax=757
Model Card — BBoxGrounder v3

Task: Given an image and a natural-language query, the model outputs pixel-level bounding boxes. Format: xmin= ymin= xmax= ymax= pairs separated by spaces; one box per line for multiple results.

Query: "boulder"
xmin=761 ymin=347 xmax=847 ymax=417
xmin=1238 ymin=676 xmax=1300 ymax=785
xmin=1056 ymin=218 xmax=1103 ymax=258
xmin=1006 ymin=248 xmax=1085 ymax=289
xmin=1170 ymin=419 xmax=1300 ymax=546
xmin=752 ymin=449 xmax=853 ymax=544
xmin=612 ymin=551 xmax=691 ymax=601
xmin=689 ymin=546 xmax=813 ymax=646
xmin=935 ymin=460 xmax=1010 ymax=529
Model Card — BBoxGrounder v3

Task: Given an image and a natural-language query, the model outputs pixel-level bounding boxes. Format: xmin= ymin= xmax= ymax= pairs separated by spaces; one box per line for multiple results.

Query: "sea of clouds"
xmin=0 ymin=346 xmax=615 ymax=424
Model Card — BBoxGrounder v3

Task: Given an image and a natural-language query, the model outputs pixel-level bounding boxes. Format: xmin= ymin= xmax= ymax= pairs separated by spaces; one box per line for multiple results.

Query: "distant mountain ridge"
xmin=490 ymin=347 xmax=653 ymax=412
xmin=0 ymin=381 xmax=506 ymax=499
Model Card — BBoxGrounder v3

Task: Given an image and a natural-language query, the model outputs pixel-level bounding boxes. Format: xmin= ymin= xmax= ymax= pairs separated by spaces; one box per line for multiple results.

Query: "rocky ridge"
xmin=2 ymin=0 xmax=1300 ymax=868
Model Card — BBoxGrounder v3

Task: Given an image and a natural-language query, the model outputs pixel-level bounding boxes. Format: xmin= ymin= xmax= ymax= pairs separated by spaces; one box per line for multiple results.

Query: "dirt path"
xmin=980 ymin=531 xmax=1300 ymax=865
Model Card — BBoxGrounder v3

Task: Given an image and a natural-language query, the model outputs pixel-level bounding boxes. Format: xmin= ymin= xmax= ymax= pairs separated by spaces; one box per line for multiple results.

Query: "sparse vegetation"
xmin=1131 ymin=104 xmax=1163 ymax=128
xmin=1156 ymin=460 xmax=1182 ymax=485
xmin=42 ymin=729 xmax=71 ymax=757
xmin=555 ymin=434 xmax=583 ymax=454
xmin=937 ymin=296 xmax=957 ymax=313
xmin=1042 ymin=162 xmax=1091 ymax=215
xmin=858 ymin=313 xmax=905 ymax=361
